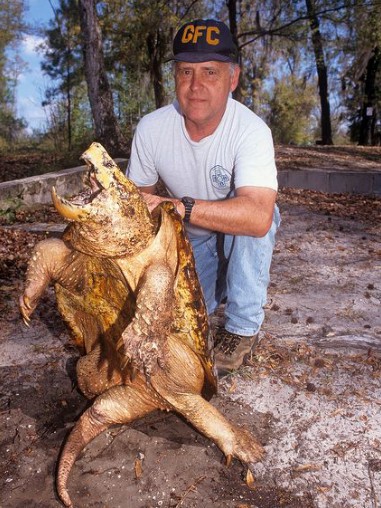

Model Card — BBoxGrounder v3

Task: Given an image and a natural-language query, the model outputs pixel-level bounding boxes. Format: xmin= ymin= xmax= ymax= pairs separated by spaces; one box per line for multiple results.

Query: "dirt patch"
xmin=275 ymin=144 xmax=381 ymax=172
xmin=231 ymin=197 xmax=381 ymax=508
xmin=0 ymin=151 xmax=86 ymax=184
xmin=1 ymin=186 xmax=381 ymax=507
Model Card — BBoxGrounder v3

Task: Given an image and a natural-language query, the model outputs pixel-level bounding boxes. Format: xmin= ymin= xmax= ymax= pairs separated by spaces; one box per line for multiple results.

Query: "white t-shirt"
xmin=127 ymin=98 xmax=278 ymax=236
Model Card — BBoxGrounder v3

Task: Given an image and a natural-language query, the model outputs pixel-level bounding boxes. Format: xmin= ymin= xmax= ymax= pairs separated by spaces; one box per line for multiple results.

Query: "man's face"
xmin=175 ymin=61 xmax=240 ymax=132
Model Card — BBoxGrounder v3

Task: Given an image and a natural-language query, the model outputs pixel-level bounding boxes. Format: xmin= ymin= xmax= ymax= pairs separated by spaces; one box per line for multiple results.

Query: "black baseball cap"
xmin=172 ymin=19 xmax=238 ymax=63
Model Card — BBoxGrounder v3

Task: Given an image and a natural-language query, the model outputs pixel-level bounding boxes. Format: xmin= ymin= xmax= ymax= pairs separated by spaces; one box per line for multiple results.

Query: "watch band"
xmin=181 ymin=196 xmax=195 ymax=223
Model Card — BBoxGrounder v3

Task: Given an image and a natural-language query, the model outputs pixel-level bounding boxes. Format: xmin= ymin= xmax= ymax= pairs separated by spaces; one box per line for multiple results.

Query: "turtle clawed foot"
xmin=19 ymin=294 xmax=32 ymax=326
xmin=230 ymin=427 xmax=265 ymax=465
xmin=221 ymin=430 xmax=263 ymax=492
xmin=223 ymin=430 xmax=264 ymax=490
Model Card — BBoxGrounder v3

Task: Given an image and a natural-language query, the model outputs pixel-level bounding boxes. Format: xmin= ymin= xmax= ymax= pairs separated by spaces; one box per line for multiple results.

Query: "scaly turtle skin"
xmin=19 ymin=142 xmax=264 ymax=507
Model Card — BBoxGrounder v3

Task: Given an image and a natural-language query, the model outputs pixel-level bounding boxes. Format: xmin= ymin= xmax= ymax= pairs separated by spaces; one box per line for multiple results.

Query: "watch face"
xmin=182 ymin=196 xmax=195 ymax=205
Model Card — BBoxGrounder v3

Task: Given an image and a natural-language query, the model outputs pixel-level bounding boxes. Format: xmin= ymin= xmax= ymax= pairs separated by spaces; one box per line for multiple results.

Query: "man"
xmin=127 ymin=19 xmax=280 ymax=375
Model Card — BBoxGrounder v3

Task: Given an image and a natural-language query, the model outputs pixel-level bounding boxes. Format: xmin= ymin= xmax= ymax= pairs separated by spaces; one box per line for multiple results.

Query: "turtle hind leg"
xmin=56 ymin=379 xmax=166 ymax=508
xmin=161 ymin=390 xmax=264 ymax=466
xmin=151 ymin=336 xmax=264 ymax=467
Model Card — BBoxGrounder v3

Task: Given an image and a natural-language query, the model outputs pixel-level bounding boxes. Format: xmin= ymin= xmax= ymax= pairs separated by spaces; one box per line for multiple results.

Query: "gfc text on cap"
xmin=172 ymin=19 xmax=238 ymax=63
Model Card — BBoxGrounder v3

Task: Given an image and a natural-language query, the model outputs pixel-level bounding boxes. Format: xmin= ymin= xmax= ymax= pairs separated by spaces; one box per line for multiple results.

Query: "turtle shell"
xmin=54 ymin=190 xmax=217 ymax=398
xmin=153 ymin=202 xmax=217 ymax=399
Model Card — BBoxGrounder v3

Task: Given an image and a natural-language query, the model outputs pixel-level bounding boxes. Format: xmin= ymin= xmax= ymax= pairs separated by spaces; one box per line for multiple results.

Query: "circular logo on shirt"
xmin=210 ymin=165 xmax=231 ymax=190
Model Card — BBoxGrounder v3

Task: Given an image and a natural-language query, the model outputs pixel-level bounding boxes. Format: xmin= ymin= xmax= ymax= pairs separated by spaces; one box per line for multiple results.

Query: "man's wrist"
xmin=181 ymin=196 xmax=195 ymax=223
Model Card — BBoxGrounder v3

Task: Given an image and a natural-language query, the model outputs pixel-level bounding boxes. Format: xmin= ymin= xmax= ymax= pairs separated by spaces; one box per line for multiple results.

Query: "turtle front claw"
xmin=19 ymin=294 xmax=32 ymax=326
xmin=22 ymin=316 xmax=30 ymax=327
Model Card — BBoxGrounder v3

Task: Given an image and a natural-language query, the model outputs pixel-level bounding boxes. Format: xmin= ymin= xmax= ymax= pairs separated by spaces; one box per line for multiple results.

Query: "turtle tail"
xmin=56 ymin=381 xmax=161 ymax=506
xmin=56 ymin=405 xmax=109 ymax=507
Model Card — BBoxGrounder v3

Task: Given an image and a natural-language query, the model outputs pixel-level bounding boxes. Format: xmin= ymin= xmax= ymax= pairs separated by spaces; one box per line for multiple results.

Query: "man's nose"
xmin=190 ymin=71 xmax=202 ymax=90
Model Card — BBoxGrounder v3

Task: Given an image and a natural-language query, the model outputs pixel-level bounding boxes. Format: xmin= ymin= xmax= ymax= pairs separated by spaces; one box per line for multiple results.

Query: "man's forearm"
xmin=140 ymin=187 xmax=277 ymax=237
xmin=189 ymin=194 xmax=275 ymax=237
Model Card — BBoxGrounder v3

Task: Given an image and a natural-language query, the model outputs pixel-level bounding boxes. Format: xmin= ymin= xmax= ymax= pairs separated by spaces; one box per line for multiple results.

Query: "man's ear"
xmin=230 ymin=65 xmax=241 ymax=92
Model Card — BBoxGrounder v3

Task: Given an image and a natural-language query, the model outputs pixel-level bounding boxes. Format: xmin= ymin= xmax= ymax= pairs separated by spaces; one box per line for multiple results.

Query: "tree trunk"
xmin=358 ymin=46 xmax=380 ymax=146
xmin=65 ymin=63 xmax=72 ymax=152
xmin=305 ymin=0 xmax=333 ymax=145
xmin=227 ymin=0 xmax=244 ymax=103
xmin=146 ymin=29 xmax=166 ymax=109
xmin=78 ymin=0 xmax=128 ymax=155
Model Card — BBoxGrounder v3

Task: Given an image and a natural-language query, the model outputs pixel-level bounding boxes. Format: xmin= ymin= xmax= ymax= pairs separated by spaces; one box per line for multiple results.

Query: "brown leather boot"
xmin=213 ymin=329 xmax=259 ymax=376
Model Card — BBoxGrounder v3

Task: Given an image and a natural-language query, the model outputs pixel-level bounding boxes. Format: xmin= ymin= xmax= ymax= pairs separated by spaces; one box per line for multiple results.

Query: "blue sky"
xmin=15 ymin=0 xmax=59 ymax=131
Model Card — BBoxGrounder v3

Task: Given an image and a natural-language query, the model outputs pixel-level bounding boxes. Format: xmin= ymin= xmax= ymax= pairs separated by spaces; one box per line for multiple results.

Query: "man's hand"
xmin=141 ymin=192 xmax=185 ymax=217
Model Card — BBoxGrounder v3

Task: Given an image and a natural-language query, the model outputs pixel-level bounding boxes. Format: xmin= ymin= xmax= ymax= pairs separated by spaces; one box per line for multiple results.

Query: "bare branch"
xmin=237 ymin=1 xmax=381 ymax=49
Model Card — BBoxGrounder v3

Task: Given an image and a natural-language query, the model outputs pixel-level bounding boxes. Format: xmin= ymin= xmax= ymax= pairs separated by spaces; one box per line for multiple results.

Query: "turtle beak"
xmin=81 ymin=142 xmax=116 ymax=191
xmin=81 ymin=142 xmax=141 ymax=198
xmin=51 ymin=187 xmax=91 ymax=221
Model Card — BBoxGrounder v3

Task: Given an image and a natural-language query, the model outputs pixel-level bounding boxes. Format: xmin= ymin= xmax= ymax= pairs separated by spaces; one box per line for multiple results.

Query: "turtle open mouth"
xmin=52 ymin=163 xmax=106 ymax=221
xmin=70 ymin=164 xmax=104 ymax=206
xmin=52 ymin=142 xmax=139 ymax=222
xmin=86 ymin=163 xmax=106 ymax=197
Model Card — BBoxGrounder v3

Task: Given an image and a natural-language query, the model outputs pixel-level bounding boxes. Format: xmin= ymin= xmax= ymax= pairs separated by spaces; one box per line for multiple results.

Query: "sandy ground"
xmin=228 ymin=200 xmax=381 ymax=508
xmin=0 ymin=189 xmax=380 ymax=508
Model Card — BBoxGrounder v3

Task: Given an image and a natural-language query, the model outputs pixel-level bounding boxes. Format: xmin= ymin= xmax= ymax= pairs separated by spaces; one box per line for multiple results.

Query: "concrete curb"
xmin=0 ymin=161 xmax=379 ymax=210
xmin=278 ymin=168 xmax=381 ymax=196
xmin=0 ymin=159 xmax=128 ymax=210
xmin=0 ymin=165 xmax=88 ymax=208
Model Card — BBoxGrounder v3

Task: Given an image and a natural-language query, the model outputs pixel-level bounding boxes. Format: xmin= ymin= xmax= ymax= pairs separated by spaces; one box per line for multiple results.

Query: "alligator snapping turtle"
xmin=19 ymin=142 xmax=264 ymax=507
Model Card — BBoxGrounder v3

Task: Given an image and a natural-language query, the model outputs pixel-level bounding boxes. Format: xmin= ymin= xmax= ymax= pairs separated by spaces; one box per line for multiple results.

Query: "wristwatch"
xmin=181 ymin=196 xmax=195 ymax=223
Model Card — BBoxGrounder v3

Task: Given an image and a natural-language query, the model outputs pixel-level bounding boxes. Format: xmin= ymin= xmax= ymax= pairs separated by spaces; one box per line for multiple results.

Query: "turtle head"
xmin=52 ymin=142 xmax=155 ymax=257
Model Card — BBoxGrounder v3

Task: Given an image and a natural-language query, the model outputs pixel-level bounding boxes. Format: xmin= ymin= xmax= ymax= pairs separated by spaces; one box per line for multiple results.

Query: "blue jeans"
xmin=189 ymin=205 xmax=280 ymax=337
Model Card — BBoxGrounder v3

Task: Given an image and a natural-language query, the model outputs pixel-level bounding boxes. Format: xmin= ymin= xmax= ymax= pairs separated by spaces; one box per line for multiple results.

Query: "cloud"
xmin=17 ymin=94 xmax=47 ymax=131
xmin=22 ymin=34 xmax=46 ymax=55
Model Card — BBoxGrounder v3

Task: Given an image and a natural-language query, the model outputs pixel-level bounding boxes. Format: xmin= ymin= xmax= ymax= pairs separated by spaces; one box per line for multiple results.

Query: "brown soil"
xmin=275 ymin=144 xmax=381 ymax=172
xmin=1 ymin=148 xmax=381 ymax=508
xmin=0 ymin=152 xmax=73 ymax=184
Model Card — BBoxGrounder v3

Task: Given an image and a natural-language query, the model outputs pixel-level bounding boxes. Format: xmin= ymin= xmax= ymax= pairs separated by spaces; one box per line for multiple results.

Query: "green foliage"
xmin=0 ymin=0 xmax=25 ymax=50
xmin=40 ymin=0 xmax=86 ymax=150
xmin=98 ymin=0 xmax=208 ymax=118
xmin=342 ymin=1 xmax=381 ymax=144
xmin=266 ymin=75 xmax=318 ymax=145
xmin=0 ymin=197 xmax=23 ymax=222
xmin=0 ymin=0 xmax=27 ymax=145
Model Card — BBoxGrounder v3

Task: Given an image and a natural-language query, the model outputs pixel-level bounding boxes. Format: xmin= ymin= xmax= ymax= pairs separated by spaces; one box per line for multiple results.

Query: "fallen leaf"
xmin=134 ymin=458 xmax=143 ymax=479
xmin=246 ymin=468 xmax=256 ymax=489
xmin=228 ymin=378 xmax=237 ymax=393
xmin=292 ymin=463 xmax=322 ymax=473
